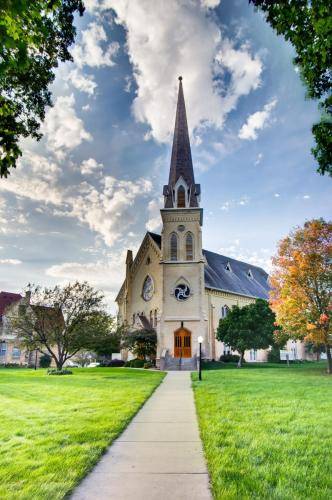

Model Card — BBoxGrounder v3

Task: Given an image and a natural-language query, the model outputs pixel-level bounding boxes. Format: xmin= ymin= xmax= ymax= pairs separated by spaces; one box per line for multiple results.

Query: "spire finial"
xmin=178 ymin=75 xmax=182 ymax=82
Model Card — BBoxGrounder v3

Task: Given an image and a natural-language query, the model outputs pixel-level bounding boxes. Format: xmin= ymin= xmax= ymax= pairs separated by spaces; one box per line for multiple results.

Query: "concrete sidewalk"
xmin=72 ymin=371 xmax=211 ymax=500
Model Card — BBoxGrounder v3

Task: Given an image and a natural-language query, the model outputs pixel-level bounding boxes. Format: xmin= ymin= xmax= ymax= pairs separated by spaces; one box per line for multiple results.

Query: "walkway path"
xmin=72 ymin=371 xmax=211 ymax=500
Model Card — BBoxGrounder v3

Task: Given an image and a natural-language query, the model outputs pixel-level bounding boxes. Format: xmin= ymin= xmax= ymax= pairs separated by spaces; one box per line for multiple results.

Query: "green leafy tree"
xmin=216 ymin=299 xmax=277 ymax=367
xmin=122 ymin=328 xmax=157 ymax=361
xmin=0 ymin=0 xmax=85 ymax=177
xmin=250 ymin=1 xmax=332 ymax=176
xmin=84 ymin=320 xmax=123 ymax=360
xmin=10 ymin=281 xmax=110 ymax=370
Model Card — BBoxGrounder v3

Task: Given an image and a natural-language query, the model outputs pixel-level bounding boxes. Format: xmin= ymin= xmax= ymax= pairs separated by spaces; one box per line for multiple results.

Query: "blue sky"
xmin=0 ymin=0 xmax=331 ymax=310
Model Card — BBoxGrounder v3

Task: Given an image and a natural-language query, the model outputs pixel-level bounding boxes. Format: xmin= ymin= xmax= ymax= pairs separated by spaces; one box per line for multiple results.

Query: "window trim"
xmin=170 ymin=232 xmax=178 ymax=261
xmin=185 ymin=232 xmax=194 ymax=260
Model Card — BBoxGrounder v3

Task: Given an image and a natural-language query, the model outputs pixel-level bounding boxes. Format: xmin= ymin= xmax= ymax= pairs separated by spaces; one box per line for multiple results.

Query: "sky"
xmin=0 ymin=0 xmax=331 ymax=312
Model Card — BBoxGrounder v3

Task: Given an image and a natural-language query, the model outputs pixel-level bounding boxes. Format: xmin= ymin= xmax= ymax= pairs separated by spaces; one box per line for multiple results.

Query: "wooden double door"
xmin=174 ymin=328 xmax=192 ymax=358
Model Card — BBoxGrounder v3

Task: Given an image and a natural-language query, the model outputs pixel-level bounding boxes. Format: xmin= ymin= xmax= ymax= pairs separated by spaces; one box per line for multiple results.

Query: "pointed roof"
xmin=164 ymin=77 xmax=200 ymax=208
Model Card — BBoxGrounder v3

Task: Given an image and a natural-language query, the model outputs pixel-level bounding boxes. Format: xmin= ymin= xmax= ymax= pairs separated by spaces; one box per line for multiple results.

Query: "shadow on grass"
xmin=202 ymin=360 xmax=327 ymax=372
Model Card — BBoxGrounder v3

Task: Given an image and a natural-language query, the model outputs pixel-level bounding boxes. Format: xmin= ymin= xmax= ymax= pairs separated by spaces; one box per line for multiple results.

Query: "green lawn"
xmin=0 ymin=367 xmax=164 ymax=500
xmin=193 ymin=362 xmax=332 ymax=500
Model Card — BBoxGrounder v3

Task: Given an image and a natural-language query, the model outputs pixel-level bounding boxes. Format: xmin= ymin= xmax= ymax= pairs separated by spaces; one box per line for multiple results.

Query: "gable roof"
xmin=148 ymin=232 xmax=162 ymax=247
xmin=0 ymin=292 xmax=22 ymax=322
xmin=203 ymin=249 xmax=270 ymax=299
xmin=143 ymin=234 xmax=270 ymax=299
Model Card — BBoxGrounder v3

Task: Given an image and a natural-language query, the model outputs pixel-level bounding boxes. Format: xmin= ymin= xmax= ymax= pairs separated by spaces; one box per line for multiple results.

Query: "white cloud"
xmin=0 ymin=151 xmax=63 ymax=205
xmin=80 ymin=158 xmax=103 ymax=175
xmin=218 ymin=243 xmax=272 ymax=273
xmin=254 ymin=153 xmax=263 ymax=165
xmin=97 ymin=0 xmax=262 ymax=143
xmin=0 ymin=259 xmax=22 ymax=265
xmin=43 ymin=94 xmax=92 ymax=158
xmin=220 ymin=196 xmax=250 ymax=211
xmin=216 ymin=39 xmax=263 ymax=115
xmin=145 ymin=198 xmax=163 ymax=232
xmin=0 ymin=151 xmax=152 ymax=247
xmin=303 ymin=194 xmax=310 ymax=200
xmin=64 ymin=176 xmax=153 ymax=247
xmin=72 ymin=22 xmax=119 ymax=68
xmin=200 ymin=0 xmax=221 ymax=8
xmin=82 ymin=104 xmax=91 ymax=112
xmin=238 ymin=98 xmax=277 ymax=140
xmin=274 ymin=193 xmax=280 ymax=198
xmin=65 ymin=68 xmax=97 ymax=95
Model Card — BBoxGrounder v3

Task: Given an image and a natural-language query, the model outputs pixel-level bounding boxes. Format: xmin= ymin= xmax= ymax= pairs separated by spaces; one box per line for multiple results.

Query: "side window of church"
xmin=170 ymin=233 xmax=178 ymax=261
xmin=177 ymin=186 xmax=186 ymax=207
xmin=221 ymin=305 xmax=229 ymax=318
xmin=186 ymin=232 xmax=194 ymax=260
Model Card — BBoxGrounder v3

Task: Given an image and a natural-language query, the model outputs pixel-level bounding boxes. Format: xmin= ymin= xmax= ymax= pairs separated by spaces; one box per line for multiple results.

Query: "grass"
xmin=192 ymin=362 xmax=332 ymax=500
xmin=0 ymin=367 xmax=164 ymax=500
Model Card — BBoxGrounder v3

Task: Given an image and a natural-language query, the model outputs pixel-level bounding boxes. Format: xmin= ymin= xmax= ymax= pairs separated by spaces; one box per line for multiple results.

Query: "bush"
xmin=143 ymin=361 xmax=153 ymax=369
xmin=39 ymin=354 xmax=52 ymax=368
xmin=0 ymin=363 xmax=25 ymax=368
xmin=99 ymin=359 xmax=125 ymax=367
xmin=219 ymin=354 xmax=245 ymax=363
xmin=124 ymin=359 xmax=145 ymax=368
xmin=268 ymin=346 xmax=281 ymax=363
xmin=47 ymin=368 xmax=73 ymax=375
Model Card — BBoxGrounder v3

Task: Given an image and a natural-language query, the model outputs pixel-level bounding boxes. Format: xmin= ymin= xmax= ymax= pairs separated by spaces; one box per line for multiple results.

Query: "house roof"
xmin=144 ymin=234 xmax=270 ymax=299
xmin=0 ymin=291 xmax=22 ymax=322
xmin=203 ymin=249 xmax=270 ymax=299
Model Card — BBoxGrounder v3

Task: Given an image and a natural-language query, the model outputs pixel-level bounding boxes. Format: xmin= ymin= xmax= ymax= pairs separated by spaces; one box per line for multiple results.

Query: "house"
xmin=0 ymin=291 xmax=31 ymax=365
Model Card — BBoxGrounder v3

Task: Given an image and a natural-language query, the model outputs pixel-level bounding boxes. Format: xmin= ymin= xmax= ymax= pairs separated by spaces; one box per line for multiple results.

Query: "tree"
xmin=84 ymin=321 xmax=122 ymax=360
xmin=0 ymin=0 xmax=85 ymax=177
xmin=10 ymin=281 xmax=110 ymax=370
xmin=122 ymin=328 xmax=157 ymax=361
xmin=216 ymin=299 xmax=277 ymax=367
xmin=270 ymin=219 xmax=332 ymax=373
xmin=249 ymin=1 xmax=332 ymax=176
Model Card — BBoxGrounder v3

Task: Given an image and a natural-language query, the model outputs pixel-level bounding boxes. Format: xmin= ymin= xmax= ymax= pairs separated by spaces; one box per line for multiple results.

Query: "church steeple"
xmin=163 ymin=77 xmax=200 ymax=208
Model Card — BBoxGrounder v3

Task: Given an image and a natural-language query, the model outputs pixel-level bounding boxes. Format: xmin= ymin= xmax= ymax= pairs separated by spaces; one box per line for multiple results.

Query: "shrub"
xmin=47 ymin=368 xmax=73 ymax=375
xmin=100 ymin=359 xmax=125 ymax=367
xmin=219 ymin=354 xmax=245 ymax=363
xmin=124 ymin=359 xmax=145 ymax=368
xmin=39 ymin=354 xmax=52 ymax=368
xmin=0 ymin=363 xmax=25 ymax=368
xmin=143 ymin=361 xmax=153 ymax=369
xmin=268 ymin=346 xmax=281 ymax=363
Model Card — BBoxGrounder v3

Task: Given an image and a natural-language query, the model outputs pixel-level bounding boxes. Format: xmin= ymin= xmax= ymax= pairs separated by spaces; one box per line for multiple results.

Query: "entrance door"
xmin=174 ymin=328 xmax=191 ymax=358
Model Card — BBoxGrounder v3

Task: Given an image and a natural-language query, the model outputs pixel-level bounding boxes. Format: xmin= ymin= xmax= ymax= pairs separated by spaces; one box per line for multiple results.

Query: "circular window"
xmin=174 ymin=284 xmax=190 ymax=301
xmin=142 ymin=276 xmax=154 ymax=301
xmin=177 ymin=225 xmax=185 ymax=232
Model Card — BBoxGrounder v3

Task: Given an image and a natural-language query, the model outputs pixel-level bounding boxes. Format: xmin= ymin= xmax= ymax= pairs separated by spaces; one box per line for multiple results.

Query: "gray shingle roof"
xmin=147 ymin=233 xmax=270 ymax=299
xmin=203 ymin=249 xmax=270 ymax=299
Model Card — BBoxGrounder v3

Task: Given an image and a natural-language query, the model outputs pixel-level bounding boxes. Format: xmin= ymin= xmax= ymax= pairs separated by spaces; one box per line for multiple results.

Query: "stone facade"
xmin=116 ymin=78 xmax=311 ymax=367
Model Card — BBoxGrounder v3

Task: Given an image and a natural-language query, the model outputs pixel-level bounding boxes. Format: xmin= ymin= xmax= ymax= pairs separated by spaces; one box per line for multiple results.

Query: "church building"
xmin=116 ymin=77 xmax=272 ymax=368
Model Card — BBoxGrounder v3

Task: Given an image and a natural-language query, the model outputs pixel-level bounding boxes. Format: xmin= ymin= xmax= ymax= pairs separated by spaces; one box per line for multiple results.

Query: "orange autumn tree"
xmin=270 ymin=219 xmax=332 ymax=374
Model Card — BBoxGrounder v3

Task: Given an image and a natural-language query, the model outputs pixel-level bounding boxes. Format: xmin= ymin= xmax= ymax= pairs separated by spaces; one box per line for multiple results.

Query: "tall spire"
xmin=163 ymin=77 xmax=200 ymax=208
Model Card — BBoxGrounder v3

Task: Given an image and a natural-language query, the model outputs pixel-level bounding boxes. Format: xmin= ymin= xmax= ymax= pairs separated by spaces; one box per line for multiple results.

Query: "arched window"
xmin=185 ymin=232 xmax=194 ymax=260
xmin=220 ymin=305 xmax=230 ymax=319
xmin=154 ymin=309 xmax=158 ymax=327
xmin=177 ymin=186 xmax=186 ymax=207
xmin=149 ymin=310 xmax=153 ymax=326
xmin=170 ymin=233 xmax=178 ymax=261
